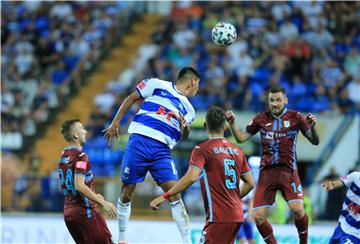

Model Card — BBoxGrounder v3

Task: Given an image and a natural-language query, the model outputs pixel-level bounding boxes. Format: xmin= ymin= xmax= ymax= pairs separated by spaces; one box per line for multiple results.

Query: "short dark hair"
xmin=206 ymin=106 xmax=226 ymax=133
xmin=269 ymin=86 xmax=286 ymax=95
xmin=61 ymin=119 xmax=81 ymax=142
xmin=177 ymin=67 xmax=200 ymax=82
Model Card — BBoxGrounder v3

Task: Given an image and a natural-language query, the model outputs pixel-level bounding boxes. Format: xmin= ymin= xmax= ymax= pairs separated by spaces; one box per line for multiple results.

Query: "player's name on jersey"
xmin=213 ymin=146 xmax=239 ymax=155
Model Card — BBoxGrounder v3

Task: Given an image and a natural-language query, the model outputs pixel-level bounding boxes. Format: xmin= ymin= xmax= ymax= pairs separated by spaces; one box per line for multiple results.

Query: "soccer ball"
xmin=211 ymin=22 xmax=237 ymax=46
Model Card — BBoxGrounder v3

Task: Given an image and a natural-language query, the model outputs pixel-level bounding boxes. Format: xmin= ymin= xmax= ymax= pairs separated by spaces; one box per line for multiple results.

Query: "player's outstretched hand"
xmin=321 ymin=181 xmax=334 ymax=191
xmin=102 ymin=201 xmax=117 ymax=219
xmin=306 ymin=113 xmax=316 ymax=128
xmin=150 ymin=196 xmax=166 ymax=210
xmin=102 ymin=124 xmax=119 ymax=144
xmin=225 ymin=110 xmax=236 ymax=124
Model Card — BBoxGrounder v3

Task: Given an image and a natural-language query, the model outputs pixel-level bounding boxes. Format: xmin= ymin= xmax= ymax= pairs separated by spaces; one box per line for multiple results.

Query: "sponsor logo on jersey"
xmin=76 ymin=161 xmax=87 ymax=170
xmin=138 ymin=80 xmax=146 ymax=90
xmin=284 ymin=120 xmax=290 ymax=128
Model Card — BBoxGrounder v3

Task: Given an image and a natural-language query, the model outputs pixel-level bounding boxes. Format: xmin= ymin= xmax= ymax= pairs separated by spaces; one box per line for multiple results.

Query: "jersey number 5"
xmin=224 ymin=159 xmax=237 ymax=189
xmin=58 ymin=168 xmax=76 ymax=196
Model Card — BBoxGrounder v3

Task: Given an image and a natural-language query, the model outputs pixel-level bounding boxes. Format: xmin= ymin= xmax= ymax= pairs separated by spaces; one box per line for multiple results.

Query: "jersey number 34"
xmin=58 ymin=168 xmax=76 ymax=196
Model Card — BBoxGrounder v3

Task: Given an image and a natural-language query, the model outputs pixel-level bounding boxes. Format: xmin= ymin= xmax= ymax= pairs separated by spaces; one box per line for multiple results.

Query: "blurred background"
xmin=1 ymin=1 xmax=359 ymax=243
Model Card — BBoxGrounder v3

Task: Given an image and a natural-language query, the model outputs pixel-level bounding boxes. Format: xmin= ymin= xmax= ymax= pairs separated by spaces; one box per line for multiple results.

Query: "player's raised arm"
xmin=226 ymin=110 xmax=252 ymax=143
xmin=150 ymin=167 xmax=201 ymax=210
xmin=303 ymin=113 xmax=320 ymax=145
xmin=75 ymin=174 xmax=117 ymax=218
xmin=103 ymin=91 xmax=142 ymax=143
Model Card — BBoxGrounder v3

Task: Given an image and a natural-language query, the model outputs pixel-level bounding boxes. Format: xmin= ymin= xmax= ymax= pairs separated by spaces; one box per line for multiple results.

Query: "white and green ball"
xmin=211 ymin=22 xmax=237 ymax=46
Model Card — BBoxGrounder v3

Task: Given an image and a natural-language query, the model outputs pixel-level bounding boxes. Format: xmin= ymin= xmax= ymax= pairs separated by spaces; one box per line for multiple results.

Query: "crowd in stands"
xmin=82 ymin=1 xmax=359 ymax=177
xmin=1 ymin=1 xmax=141 ymax=212
xmin=87 ymin=1 xmax=359 ymax=137
xmin=1 ymin=1 xmax=127 ymax=151
xmin=2 ymin=2 xmax=359 ymax=217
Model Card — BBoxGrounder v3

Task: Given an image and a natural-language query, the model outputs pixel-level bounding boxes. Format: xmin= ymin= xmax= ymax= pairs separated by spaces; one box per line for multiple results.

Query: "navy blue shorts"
xmin=121 ymin=134 xmax=178 ymax=184
xmin=236 ymin=219 xmax=255 ymax=240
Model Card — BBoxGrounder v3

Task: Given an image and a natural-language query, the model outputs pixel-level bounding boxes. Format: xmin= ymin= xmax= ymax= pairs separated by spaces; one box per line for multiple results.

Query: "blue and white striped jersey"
xmin=128 ymin=78 xmax=195 ymax=149
xmin=339 ymin=171 xmax=360 ymax=238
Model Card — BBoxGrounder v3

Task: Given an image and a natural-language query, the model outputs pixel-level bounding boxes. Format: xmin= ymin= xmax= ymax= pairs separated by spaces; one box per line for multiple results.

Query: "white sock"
xmin=117 ymin=198 xmax=131 ymax=242
xmin=170 ymin=200 xmax=191 ymax=244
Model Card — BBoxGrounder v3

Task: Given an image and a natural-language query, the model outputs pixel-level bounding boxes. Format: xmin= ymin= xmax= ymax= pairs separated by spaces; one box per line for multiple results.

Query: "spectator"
xmin=265 ymin=22 xmax=281 ymax=47
xmin=51 ymin=61 xmax=69 ymax=87
xmin=69 ymin=34 xmax=90 ymax=58
xmin=271 ymin=2 xmax=291 ymax=22
xmin=344 ymin=48 xmax=360 ymax=80
xmin=35 ymin=37 xmax=59 ymax=72
xmin=320 ymin=60 xmax=344 ymax=88
xmin=321 ymin=167 xmax=345 ymax=220
xmin=94 ymin=90 xmax=116 ymax=113
xmin=172 ymin=23 xmax=196 ymax=49
xmin=279 ymin=17 xmax=299 ymax=41
xmin=307 ymin=24 xmax=334 ymax=50
xmin=1 ymin=121 xmax=23 ymax=150
xmin=346 ymin=78 xmax=360 ymax=109
xmin=50 ymin=2 xmax=74 ymax=20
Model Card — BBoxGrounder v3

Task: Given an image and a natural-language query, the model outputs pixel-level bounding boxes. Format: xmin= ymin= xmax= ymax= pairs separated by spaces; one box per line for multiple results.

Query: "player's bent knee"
xmin=254 ymin=212 xmax=266 ymax=225
xmin=292 ymin=208 xmax=305 ymax=219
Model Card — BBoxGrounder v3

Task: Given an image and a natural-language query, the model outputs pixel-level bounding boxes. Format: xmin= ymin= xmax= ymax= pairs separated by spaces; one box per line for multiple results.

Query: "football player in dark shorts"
xmin=150 ymin=107 xmax=254 ymax=244
xmin=226 ymin=86 xmax=319 ymax=244
xmin=58 ymin=119 xmax=117 ymax=244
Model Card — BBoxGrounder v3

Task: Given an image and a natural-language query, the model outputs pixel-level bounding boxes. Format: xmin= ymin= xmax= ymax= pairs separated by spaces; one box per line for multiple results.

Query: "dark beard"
xmin=271 ymin=107 xmax=284 ymax=116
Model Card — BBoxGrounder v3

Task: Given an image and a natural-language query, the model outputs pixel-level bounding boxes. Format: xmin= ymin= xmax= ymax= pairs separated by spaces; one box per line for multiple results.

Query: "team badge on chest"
xmin=284 ymin=120 xmax=290 ymax=128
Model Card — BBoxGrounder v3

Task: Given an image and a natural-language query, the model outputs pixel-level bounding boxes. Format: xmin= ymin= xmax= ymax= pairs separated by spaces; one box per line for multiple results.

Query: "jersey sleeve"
xmin=184 ymin=106 xmax=195 ymax=126
xmin=340 ymin=171 xmax=360 ymax=187
xmin=136 ymin=78 xmax=158 ymax=99
xmin=189 ymin=145 xmax=206 ymax=172
xmin=245 ymin=114 xmax=261 ymax=135
xmin=74 ymin=152 xmax=89 ymax=175
xmin=239 ymin=153 xmax=251 ymax=176
xmin=296 ymin=112 xmax=311 ymax=135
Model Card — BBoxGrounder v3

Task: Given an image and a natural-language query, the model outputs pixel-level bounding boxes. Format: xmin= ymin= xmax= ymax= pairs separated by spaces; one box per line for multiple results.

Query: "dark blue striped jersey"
xmin=58 ymin=146 xmax=97 ymax=217
xmin=246 ymin=108 xmax=311 ymax=170
xmin=129 ymin=78 xmax=195 ymax=149
xmin=338 ymin=172 xmax=360 ymax=238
